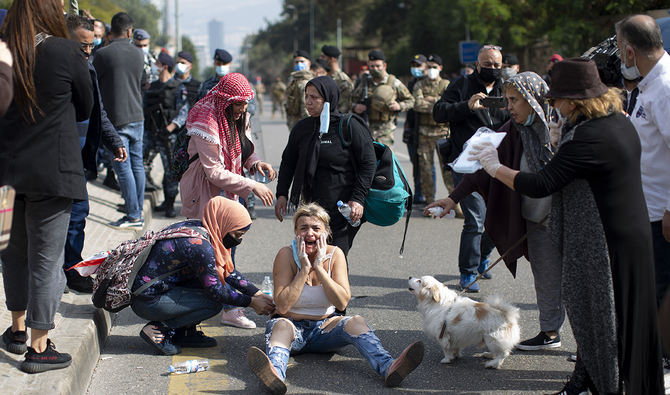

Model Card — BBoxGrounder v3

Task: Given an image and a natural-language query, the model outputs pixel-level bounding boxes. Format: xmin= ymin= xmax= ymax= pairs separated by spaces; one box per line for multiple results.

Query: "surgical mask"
xmin=621 ymin=48 xmax=642 ymax=80
xmin=478 ymin=66 xmax=501 ymax=83
xmin=555 ymin=100 xmax=568 ymax=121
xmin=427 ymin=68 xmax=440 ymax=80
xmin=93 ymin=37 xmax=102 ymax=46
xmin=523 ymin=112 xmax=536 ymax=126
xmin=141 ymin=46 xmax=149 ymax=55
xmin=369 ymin=69 xmax=384 ymax=79
xmin=294 ymin=62 xmax=307 ymax=72
xmin=501 ymin=68 xmax=517 ymax=80
xmin=410 ymin=67 xmax=423 ymax=78
xmin=175 ymin=63 xmax=189 ymax=76
xmin=216 ymin=65 xmax=230 ymax=77
xmin=222 ymin=233 xmax=243 ymax=249
xmin=150 ymin=63 xmax=162 ymax=75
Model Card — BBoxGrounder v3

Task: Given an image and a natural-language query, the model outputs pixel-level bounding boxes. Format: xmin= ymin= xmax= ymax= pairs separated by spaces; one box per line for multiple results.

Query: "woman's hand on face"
xmin=255 ymin=162 xmax=277 ymax=181
xmin=275 ymin=195 xmax=287 ymax=222
xmin=314 ymin=231 xmax=328 ymax=267
xmin=253 ymin=182 xmax=274 ymax=206
xmin=548 ymin=118 xmax=563 ymax=147
xmin=295 ymin=235 xmax=313 ymax=272
xmin=424 ymin=198 xmax=455 ymax=218
xmin=348 ymin=200 xmax=364 ymax=223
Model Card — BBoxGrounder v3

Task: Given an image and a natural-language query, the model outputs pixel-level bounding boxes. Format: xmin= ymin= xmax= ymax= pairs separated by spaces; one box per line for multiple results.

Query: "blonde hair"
xmin=565 ymin=88 xmax=624 ymax=124
xmin=292 ymin=203 xmax=331 ymax=234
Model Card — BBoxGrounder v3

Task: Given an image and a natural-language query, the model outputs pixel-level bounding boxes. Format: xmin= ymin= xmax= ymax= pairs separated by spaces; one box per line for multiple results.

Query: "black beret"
xmin=293 ymin=50 xmax=310 ymax=61
xmin=427 ymin=54 xmax=442 ymax=66
xmin=314 ymin=58 xmax=331 ymax=73
xmin=321 ymin=45 xmax=341 ymax=58
xmin=411 ymin=54 xmax=426 ymax=64
xmin=158 ymin=52 xmax=175 ymax=69
xmin=214 ymin=49 xmax=232 ymax=64
xmin=177 ymin=51 xmax=193 ymax=63
xmin=133 ymin=29 xmax=150 ymax=40
xmin=368 ymin=50 xmax=385 ymax=61
xmin=502 ymin=53 xmax=519 ymax=65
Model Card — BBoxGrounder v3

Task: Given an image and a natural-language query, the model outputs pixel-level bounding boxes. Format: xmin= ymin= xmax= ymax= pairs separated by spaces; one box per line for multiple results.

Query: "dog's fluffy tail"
xmin=485 ymin=294 xmax=520 ymax=323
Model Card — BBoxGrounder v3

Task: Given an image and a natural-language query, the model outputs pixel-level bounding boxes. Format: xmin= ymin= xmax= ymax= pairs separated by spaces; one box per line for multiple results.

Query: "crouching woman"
xmin=246 ymin=203 xmax=424 ymax=394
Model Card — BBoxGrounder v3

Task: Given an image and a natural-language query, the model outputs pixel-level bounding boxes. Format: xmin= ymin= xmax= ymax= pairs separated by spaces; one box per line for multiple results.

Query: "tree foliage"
xmin=181 ymin=35 xmax=200 ymax=80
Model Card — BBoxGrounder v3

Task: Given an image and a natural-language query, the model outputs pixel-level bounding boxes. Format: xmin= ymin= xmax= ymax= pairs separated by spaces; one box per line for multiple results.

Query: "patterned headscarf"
xmin=201 ymin=196 xmax=252 ymax=281
xmin=504 ymin=72 xmax=553 ymax=173
xmin=186 ymin=73 xmax=254 ymax=199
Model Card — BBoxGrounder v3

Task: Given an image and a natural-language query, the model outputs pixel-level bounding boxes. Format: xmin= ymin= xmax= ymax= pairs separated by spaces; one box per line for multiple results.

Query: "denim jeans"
xmin=451 ymin=170 xmax=495 ymax=276
xmin=264 ymin=315 xmax=394 ymax=381
xmin=651 ymin=220 xmax=670 ymax=307
xmin=112 ymin=121 xmax=145 ymax=220
xmin=64 ymin=136 xmax=90 ymax=271
xmin=131 ymin=286 xmax=224 ymax=330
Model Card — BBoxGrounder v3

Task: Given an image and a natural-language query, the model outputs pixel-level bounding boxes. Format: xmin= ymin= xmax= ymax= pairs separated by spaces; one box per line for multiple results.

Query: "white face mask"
xmin=141 ymin=46 xmax=150 ymax=55
xmin=555 ymin=100 xmax=568 ymax=121
xmin=150 ymin=63 xmax=163 ymax=76
xmin=426 ymin=68 xmax=440 ymax=80
xmin=621 ymin=46 xmax=642 ymax=80
xmin=175 ymin=63 xmax=189 ymax=76
xmin=501 ymin=68 xmax=517 ymax=80
xmin=216 ymin=65 xmax=230 ymax=77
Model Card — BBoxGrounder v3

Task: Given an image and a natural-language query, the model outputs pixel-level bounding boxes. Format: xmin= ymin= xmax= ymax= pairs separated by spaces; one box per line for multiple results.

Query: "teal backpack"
xmin=338 ymin=114 xmax=413 ymax=254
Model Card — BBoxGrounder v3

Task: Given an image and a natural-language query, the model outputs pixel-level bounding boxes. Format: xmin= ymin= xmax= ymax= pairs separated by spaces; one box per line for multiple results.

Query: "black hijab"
xmin=289 ymin=76 xmax=342 ymax=208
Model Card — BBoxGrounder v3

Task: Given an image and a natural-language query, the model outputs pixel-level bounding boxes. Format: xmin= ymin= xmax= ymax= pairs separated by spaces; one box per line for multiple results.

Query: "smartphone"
xmin=480 ymin=97 xmax=505 ymax=108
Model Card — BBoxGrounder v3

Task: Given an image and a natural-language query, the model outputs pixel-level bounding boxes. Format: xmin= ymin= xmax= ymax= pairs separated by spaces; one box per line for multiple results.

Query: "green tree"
xmin=180 ymin=35 xmax=200 ymax=80
xmin=113 ymin=0 xmax=161 ymax=42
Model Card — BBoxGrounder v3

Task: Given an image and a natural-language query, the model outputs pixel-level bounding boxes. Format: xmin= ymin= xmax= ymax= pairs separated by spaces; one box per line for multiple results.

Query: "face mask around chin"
xmin=216 ymin=65 xmax=230 ymax=76
xmin=621 ymin=59 xmax=642 ymax=80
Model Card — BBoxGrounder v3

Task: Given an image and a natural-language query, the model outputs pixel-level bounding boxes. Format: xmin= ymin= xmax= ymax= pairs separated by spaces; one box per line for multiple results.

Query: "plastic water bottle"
xmin=169 ymin=359 xmax=210 ymax=374
xmin=427 ymin=207 xmax=456 ymax=219
xmin=262 ymin=276 xmax=273 ymax=298
xmin=337 ymin=201 xmax=361 ymax=227
xmin=254 ymin=171 xmax=269 ymax=184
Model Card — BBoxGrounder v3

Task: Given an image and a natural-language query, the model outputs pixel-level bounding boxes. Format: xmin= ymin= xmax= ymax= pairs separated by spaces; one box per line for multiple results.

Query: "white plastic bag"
xmin=449 ymin=127 xmax=506 ymax=174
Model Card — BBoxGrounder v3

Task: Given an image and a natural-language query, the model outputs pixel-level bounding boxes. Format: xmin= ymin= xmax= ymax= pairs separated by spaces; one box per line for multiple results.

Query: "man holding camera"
xmin=433 ymin=45 xmax=509 ymax=292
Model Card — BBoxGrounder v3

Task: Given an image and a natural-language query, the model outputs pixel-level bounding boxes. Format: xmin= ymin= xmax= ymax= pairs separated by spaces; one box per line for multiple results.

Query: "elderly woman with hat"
xmin=469 ymin=58 xmax=664 ymax=394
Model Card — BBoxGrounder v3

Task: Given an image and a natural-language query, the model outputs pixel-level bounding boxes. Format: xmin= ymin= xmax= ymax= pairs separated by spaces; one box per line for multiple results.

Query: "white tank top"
xmin=287 ymin=242 xmax=336 ymax=317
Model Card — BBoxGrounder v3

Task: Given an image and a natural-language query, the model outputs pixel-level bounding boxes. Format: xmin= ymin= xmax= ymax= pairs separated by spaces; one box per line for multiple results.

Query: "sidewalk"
xmin=0 ymin=168 xmax=162 ymax=395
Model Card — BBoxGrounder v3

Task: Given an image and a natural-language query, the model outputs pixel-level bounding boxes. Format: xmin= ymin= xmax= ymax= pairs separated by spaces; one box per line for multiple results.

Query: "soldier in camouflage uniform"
xmin=284 ymin=50 xmax=314 ymax=132
xmin=254 ymin=76 xmax=265 ymax=114
xmin=271 ymin=77 xmax=286 ymax=118
xmin=413 ymin=54 xmax=457 ymax=208
xmin=351 ymin=50 xmax=414 ymax=147
xmin=196 ymin=49 xmax=232 ymax=101
xmin=320 ymin=45 xmax=354 ymax=113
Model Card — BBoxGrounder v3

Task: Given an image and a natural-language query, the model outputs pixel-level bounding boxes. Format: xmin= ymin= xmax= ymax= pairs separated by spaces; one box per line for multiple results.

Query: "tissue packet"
xmin=449 ymin=127 xmax=506 ymax=174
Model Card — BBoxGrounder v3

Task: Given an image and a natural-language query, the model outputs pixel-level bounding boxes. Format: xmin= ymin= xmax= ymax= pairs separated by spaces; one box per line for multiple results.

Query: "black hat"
xmin=427 ymin=54 xmax=442 ymax=66
xmin=410 ymin=54 xmax=427 ymax=64
xmin=293 ymin=50 xmax=310 ymax=60
xmin=177 ymin=51 xmax=193 ymax=63
xmin=133 ymin=29 xmax=150 ymax=40
xmin=314 ymin=58 xmax=331 ymax=73
xmin=214 ymin=49 xmax=232 ymax=64
xmin=502 ymin=53 xmax=519 ymax=65
xmin=157 ymin=52 xmax=175 ymax=70
xmin=368 ymin=50 xmax=385 ymax=61
xmin=545 ymin=58 xmax=608 ymax=99
xmin=321 ymin=45 xmax=341 ymax=58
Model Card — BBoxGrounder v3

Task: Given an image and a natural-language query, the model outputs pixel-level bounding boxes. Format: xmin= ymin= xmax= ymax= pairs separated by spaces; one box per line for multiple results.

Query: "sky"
xmin=156 ymin=0 xmax=284 ymax=59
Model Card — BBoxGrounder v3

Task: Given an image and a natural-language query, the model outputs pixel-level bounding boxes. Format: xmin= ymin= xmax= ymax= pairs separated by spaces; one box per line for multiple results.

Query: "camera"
xmin=581 ymin=35 xmax=622 ymax=87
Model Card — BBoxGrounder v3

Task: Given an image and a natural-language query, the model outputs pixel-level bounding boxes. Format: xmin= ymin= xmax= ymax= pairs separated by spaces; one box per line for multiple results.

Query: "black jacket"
xmin=0 ymin=37 xmax=93 ymax=200
xmin=433 ymin=71 xmax=509 ymax=161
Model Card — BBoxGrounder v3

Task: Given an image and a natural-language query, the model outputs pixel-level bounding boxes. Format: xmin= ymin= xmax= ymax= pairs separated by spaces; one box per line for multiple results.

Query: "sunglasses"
xmin=481 ymin=45 xmax=502 ymax=51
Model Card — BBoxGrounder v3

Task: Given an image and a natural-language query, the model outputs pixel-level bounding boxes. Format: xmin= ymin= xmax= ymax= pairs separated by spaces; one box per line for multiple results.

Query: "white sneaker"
xmin=220 ymin=309 xmax=256 ymax=329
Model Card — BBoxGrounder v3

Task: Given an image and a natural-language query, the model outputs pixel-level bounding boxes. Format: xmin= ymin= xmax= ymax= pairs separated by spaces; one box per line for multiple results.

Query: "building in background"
xmin=208 ymin=19 xmax=224 ymax=57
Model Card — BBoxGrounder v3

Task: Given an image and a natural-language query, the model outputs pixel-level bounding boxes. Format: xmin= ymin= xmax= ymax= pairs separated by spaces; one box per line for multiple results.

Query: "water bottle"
xmin=427 ymin=207 xmax=456 ymax=219
xmin=261 ymin=276 xmax=273 ymax=298
xmin=337 ymin=201 xmax=361 ymax=227
xmin=254 ymin=170 xmax=269 ymax=184
xmin=169 ymin=359 xmax=210 ymax=374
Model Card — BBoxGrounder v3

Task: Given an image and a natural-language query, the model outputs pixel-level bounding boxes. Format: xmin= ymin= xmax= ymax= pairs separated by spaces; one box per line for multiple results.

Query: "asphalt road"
xmin=86 ymin=97 xmax=577 ymax=395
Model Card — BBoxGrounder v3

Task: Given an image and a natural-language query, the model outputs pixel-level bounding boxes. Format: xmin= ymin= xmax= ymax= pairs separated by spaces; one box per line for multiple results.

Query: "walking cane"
xmin=459 ymin=214 xmax=549 ymax=296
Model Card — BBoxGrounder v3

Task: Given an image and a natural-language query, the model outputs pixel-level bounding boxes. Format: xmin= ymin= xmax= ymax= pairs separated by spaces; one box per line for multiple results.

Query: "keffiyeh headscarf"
xmin=505 ymin=72 xmax=553 ymax=173
xmin=186 ymin=73 xmax=254 ymax=199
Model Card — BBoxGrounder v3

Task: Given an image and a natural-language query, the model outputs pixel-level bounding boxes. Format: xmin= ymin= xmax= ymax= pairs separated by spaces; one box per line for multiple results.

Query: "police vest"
xmin=368 ymin=74 xmax=397 ymax=123
xmin=418 ymin=78 xmax=449 ymax=127
xmin=144 ymin=78 xmax=181 ymax=130
xmin=182 ymin=78 xmax=201 ymax=109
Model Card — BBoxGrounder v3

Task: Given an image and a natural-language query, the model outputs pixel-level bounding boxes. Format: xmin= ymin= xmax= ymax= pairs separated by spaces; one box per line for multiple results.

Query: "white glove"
xmin=548 ymin=118 xmax=563 ymax=147
xmin=468 ymin=142 xmax=502 ymax=178
xmin=314 ymin=231 xmax=328 ymax=264
xmin=295 ymin=235 xmax=308 ymax=261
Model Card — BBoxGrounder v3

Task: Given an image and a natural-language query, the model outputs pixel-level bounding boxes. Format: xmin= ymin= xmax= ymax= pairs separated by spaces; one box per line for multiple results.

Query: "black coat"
xmin=0 ymin=37 xmax=93 ymax=200
xmin=433 ymin=71 xmax=509 ymax=160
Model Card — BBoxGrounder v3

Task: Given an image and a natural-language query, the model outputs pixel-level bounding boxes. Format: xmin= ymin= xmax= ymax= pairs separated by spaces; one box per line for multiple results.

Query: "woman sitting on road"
xmin=247 ymin=203 xmax=424 ymax=395
xmin=131 ymin=196 xmax=275 ymax=355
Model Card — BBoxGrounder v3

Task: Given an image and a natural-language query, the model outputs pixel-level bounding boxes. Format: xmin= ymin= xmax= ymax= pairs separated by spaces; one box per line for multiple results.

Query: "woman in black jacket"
xmin=275 ymin=76 xmax=375 ymax=258
xmin=0 ymin=0 xmax=93 ymax=374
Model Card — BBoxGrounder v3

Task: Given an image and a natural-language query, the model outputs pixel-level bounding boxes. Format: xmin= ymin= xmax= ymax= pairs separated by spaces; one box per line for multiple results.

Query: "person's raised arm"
xmin=312 ymin=235 xmax=350 ymax=311
xmin=272 ymin=243 xmax=310 ymax=315
xmin=433 ymin=76 xmax=476 ymax=124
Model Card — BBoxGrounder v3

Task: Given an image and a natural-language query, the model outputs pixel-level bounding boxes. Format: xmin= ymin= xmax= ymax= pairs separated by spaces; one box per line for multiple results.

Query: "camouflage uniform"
xmin=284 ymin=69 xmax=315 ymax=132
xmin=350 ymin=73 xmax=414 ymax=147
xmin=255 ymin=82 xmax=266 ymax=114
xmin=412 ymin=76 xmax=455 ymax=203
xmin=330 ymin=69 xmax=354 ymax=114
xmin=272 ymin=80 xmax=287 ymax=118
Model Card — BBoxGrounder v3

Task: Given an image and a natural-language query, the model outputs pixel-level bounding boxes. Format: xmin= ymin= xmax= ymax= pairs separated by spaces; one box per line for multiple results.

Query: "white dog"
xmin=408 ymin=276 xmax=520 ymax=369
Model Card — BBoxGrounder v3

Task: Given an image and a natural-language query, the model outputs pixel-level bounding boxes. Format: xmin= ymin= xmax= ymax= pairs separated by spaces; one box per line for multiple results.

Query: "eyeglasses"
xmin=80 ymin=42 xmax=95 ymax=50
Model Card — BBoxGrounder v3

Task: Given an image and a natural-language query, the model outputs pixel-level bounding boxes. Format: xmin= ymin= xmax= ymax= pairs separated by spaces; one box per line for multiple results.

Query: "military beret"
xmin=321 ymin=45 xmax=341 ymax=58
xmin=502 ymin=53 xmax=519 ymax=65
xmin=214 ymin=49 xmax=232 ymax=64
xmin=368 ymin=50 xmax=385 ymax=61
xmin=133 ymin=29 xmax=150 ymax=40
xmin=427 ymin=54 xmax=442 ymax=66
xmin=177 ymin=51 xmax=193 ymax=63
xmin=314 ymin=58 xmax=331 ymax=73
xmin=293 ymin=50 xmax=310 ymax=61
xmin=158 ymin=52 xmax=175 ymax=69
xmin=410 ymin=54 xmax=427 ymax=64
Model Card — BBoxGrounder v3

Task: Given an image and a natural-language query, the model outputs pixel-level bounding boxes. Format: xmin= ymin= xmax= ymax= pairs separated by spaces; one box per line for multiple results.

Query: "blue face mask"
xmin=410 ymin=67 xmax=423 ymax=78
xmin=294 ymin=62 xmax=307 ymax=72
xmin=523 ymin=111 xmax=536 ymax=126
xmin=93 ymin=37 xmax=102 ymax=46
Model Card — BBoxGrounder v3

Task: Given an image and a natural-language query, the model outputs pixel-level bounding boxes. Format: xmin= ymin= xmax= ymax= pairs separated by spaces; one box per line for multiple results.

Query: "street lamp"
xmin=286 ymin=4 xmax=298 ymax=52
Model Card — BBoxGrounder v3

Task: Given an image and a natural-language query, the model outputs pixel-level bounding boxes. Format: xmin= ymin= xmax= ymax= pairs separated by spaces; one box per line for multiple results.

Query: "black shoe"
xmin=516 ymin=332 xmax=561 ymax=351
xmin=171 ymin=325 xmax=217 ymax=348
xmin=103 ymin=172 xmax=120 ymax=191
xmin=248 ymin=207 xmax=257 ymax=220
xmin=139 ymin=322 xmax=181 ymax=355
xmin=85 ymin=169 xmax=98 ymax=181
xmin=66 ymin=273 xmax=94 ymax=293
xmin=2 ymin=326 xmax=28 ymax=354
xmin=544 ymin=379 xmax=588 ymax=395
xmin=165 ymin=206 xmax=176 ymax=218
xmin=21 ymin=339 xmax=72 ymax=374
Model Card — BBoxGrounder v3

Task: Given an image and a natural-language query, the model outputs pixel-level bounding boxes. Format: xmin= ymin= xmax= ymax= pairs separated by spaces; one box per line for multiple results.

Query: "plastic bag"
xmin=449 ymin=127 xmax=506 ymax=174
